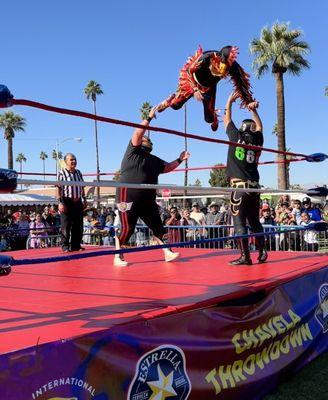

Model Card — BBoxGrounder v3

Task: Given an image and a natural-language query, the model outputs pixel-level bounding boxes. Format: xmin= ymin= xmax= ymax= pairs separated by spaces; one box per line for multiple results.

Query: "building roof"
xmin=0 ymin=193 xmax=57 ymax=206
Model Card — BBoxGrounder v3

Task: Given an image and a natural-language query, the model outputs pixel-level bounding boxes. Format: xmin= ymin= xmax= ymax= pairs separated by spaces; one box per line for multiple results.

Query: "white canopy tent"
xmin=0 ymin=194 xmax=57 ymax=206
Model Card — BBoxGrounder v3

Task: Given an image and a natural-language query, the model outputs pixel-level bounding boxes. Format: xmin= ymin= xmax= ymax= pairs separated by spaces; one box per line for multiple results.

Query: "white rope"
xmin=17 ymin=179 xmax=318 ymax=196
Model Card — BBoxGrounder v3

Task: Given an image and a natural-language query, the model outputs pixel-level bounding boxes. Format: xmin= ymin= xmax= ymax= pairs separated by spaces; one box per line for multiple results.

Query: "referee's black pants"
xmin=60 ymin=197 xmax=84 ymax=251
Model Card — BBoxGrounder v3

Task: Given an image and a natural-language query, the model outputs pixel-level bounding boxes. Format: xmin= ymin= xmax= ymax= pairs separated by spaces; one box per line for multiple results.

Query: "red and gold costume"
xmin=157 ymin=46 xmax=255 ymax=131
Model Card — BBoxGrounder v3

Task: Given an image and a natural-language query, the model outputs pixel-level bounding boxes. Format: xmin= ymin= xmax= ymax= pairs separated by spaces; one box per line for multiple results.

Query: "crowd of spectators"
xmin=0 ymin=206 xmax=60 ymax=251
xmin=0 ymin=196 xmax=326 ymax=252
xmin=159 ymin=196 xmax=326 ymax=252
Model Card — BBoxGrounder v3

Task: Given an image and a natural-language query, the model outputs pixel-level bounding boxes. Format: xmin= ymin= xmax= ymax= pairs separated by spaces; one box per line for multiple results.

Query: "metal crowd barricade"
xmin=24 ymin=224 xmax=327 ymax=253
xmin=26 ymin=234 xmax=61 ymax=249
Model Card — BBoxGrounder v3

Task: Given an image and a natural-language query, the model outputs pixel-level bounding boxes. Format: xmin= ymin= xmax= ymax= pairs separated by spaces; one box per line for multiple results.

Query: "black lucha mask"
xmin=240 ymin=119 xmax=256 ymax=132
xmin=239 ymin=131 xmax=256 ymax=145
xmin=239 ymin=119 xmax=256 ymax=144
xmin=219 ymin=46 xmax=232 ymax=63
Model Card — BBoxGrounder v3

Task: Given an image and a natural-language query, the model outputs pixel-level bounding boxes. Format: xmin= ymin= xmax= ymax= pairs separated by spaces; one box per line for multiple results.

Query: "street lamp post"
xmin=55 ymin=137 xmax=82 ymax=175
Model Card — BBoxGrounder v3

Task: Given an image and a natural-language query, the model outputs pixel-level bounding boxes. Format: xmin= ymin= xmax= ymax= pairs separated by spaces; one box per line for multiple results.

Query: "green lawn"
xmin=264 ymin=350 xmax=328 ymax=399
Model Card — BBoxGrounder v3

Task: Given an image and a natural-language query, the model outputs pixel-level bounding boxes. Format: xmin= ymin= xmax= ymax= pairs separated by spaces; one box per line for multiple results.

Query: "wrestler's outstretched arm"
xmin=250 ymin=107 xmax=263 ymax=132
xmin=131 ymin=106 xmax=158 ymax=146
xmin=223 ymin=91 xmax=238 ymax=128
xmin=163 ymin=151 xmax=190 ymax=173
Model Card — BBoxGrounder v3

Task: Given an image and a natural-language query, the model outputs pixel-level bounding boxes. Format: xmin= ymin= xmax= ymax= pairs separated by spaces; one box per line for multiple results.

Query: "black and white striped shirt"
xmin=57 ymin=168 xmax=84 ymax=200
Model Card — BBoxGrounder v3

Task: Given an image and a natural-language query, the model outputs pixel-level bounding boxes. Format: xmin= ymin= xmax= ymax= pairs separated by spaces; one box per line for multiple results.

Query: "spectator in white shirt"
xmin=300 ymin=212 xmax=318 ymax=252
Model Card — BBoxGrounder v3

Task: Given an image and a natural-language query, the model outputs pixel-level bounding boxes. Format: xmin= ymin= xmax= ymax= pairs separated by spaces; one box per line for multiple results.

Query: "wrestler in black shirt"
xmin=224 ymin=92 xmax=268 ymax=266
xmin=114 ymin=106 xmax=190 ymax=267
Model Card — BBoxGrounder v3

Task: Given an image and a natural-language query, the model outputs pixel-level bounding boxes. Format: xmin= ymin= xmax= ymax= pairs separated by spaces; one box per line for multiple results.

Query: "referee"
xmin=56 ymin=153 xmax=87 ymax=252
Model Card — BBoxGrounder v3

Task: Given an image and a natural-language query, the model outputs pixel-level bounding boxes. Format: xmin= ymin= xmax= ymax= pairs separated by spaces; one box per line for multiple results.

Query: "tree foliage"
xmin=140 ymin=102 xmax=152 ymax=120
xmin=113 ymin=170 xmax=121 ymax=181
xmin=0 ymin=111 xmax=26 ymax=169
xmin=250 ymin=21 xmax=310 ymax=190
xmin=208 ymin=164 xmax=229 ymax=187
xmin=84 ymin=80 xmax=104 ymax=101
xmin=16 ymin=153 xmax=26 ymax=164
xmin=40 ymin=151 xmax=48 ymax=161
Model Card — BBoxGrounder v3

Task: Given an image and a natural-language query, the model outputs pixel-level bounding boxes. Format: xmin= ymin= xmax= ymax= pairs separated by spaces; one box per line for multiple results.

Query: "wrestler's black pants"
xmin=230 ymin=190 xmax=264 ymax=250
xmin=116 ymin=188 xmax=166 ymax=246
xmin=60 ymin=197 xmax=84 ymax=251
xmin=170 ymin=86 xmax=217 ymax=124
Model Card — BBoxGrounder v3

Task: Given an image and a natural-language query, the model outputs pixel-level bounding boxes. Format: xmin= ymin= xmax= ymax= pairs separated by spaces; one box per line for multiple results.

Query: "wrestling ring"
xmin=0 ymin=86 xmax=327 ymax=400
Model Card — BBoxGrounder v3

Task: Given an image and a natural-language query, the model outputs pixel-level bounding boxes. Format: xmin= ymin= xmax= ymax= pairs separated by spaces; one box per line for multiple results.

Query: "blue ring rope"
xmin=11 ymin=222 xmax=327 ymax=266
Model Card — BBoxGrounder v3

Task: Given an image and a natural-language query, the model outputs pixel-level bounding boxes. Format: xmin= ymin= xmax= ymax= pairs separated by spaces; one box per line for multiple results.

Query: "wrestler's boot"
xmin=256 ymin=236 xmax=268 ymax=264
xmin=113 ymin=236 xmax=128 ymax=267
xmin=163 ymin=248 xmax=180 ymax=262
xmin=229 ymin=239 xmax=252 ymax=266
xmin=153 ymin=236 xmax=180 ymax=262
xmin=210 ymin=113 xmax=219 ymax=132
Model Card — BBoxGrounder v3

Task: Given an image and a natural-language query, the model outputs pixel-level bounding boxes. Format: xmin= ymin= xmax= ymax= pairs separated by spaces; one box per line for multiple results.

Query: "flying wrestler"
xmin=156 ymin=45 xmax=257 ymax=131
xmin=114 ymin=106 xmax=190 ymax=267
xmin=223 ymin=91 xmax=267 ymax=265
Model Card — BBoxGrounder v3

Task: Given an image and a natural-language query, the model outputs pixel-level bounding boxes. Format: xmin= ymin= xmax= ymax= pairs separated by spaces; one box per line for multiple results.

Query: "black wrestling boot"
xmin=258 ymin=248 xmax=268 ymax=263
xmin=256 ymin=237 xmax=268 ymax=263
xmin=229 ymin=252 xmax=253 ymax=266
xmin=229 ymin=239 xmax=252 ymax=266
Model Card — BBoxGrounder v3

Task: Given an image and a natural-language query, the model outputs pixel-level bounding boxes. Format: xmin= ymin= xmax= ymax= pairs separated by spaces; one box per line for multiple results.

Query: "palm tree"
xmin=84 ymin=80 xmax=104 ymax=207
xmin=40 ymin=151 xmax=48 ymax=181
xmin=52 ymin=149 xmax=63 ymax=175
xmin=0 ymin=111 xmax=26 ymax=169
xmin=16 ymin=152 xmax=26 ymax=189
xmin=140 ymin=102 xmax=152 ymax=138
xmin=250 ymin=22 xmax=310 ymax=189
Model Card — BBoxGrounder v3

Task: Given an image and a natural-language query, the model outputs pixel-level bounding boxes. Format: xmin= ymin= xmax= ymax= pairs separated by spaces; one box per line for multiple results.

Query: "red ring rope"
xmin=13 ymin=98 xmax=308 ymax=158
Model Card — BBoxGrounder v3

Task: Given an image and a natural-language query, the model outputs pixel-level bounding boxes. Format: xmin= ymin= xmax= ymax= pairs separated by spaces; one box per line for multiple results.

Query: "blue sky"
xmin=1 ymin=1 xmax=327 ymax=188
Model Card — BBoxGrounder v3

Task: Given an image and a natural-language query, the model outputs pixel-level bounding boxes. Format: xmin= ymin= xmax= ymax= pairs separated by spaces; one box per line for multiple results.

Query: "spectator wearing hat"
xmin=260 ymin=204 xmax=275 ymax=225
xmin=217 ymin=203 xmax=228 ymax=226
xmin=205 ymin=202 xmax=221 ymax=249
xmin=301 ymin=197 xmax=323 ymax=222
xmin=190 ymin=203 xmax=206 ymax=225
xmin=205 ymin=202 xmax=220 ymax=224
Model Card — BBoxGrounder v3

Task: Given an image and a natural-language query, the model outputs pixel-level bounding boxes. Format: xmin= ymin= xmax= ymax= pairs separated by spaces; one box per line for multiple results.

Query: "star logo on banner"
xmin=147 ymin=364 xmax=177 ymax=400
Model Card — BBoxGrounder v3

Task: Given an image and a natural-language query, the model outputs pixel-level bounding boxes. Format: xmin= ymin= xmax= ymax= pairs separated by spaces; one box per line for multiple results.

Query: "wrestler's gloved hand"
xmin=0 ymin=169 xmax=18 ymax=193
